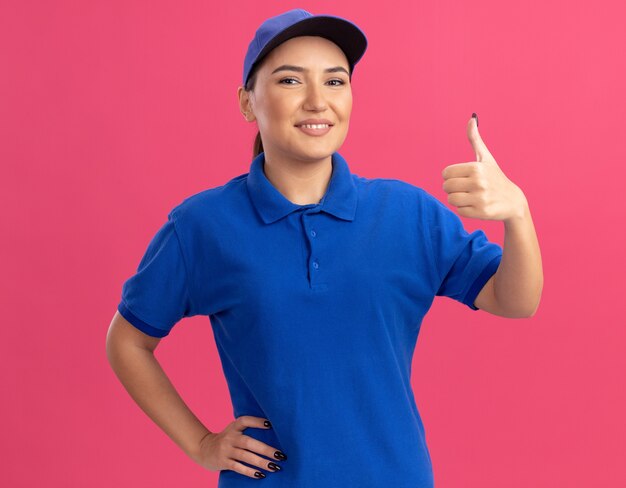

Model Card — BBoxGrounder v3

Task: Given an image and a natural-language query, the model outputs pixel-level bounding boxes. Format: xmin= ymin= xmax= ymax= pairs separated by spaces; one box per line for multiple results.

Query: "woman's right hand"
xmin=192 ymin=416 xmax=287 ymax=479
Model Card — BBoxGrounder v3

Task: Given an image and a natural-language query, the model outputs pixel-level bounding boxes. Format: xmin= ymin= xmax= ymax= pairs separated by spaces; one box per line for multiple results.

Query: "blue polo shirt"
xmin=117 ymin=151 xmax=502 ymax=487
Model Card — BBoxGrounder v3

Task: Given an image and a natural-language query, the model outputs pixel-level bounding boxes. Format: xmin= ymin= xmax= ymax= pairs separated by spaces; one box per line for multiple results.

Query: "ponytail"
xmin=253 ymin=131 xmax=264 ymax=158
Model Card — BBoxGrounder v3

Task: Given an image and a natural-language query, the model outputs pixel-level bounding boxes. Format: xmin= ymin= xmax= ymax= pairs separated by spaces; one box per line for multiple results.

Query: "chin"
xmin=299 ymin=145 xmax=338 ymax=161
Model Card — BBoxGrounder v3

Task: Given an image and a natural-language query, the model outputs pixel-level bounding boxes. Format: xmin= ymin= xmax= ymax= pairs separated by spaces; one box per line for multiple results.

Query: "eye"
xmin=327 ymin=79 xmax=346 ymax=86
xmin=279 ymin=77 xmax=299 ymax=85
xmin=278 ymin=77 xmax=346 ymax=86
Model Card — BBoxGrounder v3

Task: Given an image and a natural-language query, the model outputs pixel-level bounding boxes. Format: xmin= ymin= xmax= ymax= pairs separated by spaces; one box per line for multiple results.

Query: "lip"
xmin=296 ymin=125 xmax=333 ymax=137
xmin=294 ymin=119 xmax=334 ymax=137
xmin=294 ymin=118 xmax=334 ymax=127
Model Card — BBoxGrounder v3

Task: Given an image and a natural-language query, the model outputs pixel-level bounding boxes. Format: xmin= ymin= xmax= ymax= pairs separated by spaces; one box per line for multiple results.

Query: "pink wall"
xmin=2 ymin=1 xmax=625 ymax=486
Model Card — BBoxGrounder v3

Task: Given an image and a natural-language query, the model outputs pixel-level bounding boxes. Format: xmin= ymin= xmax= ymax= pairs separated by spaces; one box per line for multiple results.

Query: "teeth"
xmin=299 ymin=124 xmax=330 ymax=129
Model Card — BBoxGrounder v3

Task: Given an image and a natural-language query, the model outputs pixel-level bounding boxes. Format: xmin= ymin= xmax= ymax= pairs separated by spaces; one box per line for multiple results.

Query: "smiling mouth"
xmin=296 ymin=123 xmax=332 ymax=129
xmin=295 ymin=124 xmax=333 ymax=136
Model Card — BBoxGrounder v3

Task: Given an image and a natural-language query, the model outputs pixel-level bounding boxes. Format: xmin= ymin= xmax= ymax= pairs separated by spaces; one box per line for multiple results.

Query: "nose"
xmin=303 ymin=83 xmax=327 ymax=111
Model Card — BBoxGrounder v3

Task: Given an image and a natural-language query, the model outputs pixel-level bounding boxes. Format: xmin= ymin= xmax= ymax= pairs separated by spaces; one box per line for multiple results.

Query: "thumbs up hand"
xmin=441 ymin=114 xmax=528 ymax=222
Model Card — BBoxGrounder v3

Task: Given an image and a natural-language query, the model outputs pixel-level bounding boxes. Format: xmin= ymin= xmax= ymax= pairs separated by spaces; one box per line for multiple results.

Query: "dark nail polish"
xmin=264 ymin=420 xmax=272 ymax=428
xmin=268 ymin=462 xmax=281 ymax=471
xmin=254 ymin=471 xmax=265 ymax=478
xmin=274 ymin=450 xmax=287 ymax=461
xmin=472 ymin=112 xmax=479 ymax=127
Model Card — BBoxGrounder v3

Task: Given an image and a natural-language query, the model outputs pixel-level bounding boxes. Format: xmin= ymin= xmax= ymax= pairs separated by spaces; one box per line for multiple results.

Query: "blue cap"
xmin=242 ymin=8 xmax=368 ymax=87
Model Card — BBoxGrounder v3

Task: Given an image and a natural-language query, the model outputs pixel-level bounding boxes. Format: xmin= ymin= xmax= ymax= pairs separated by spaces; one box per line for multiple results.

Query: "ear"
xmin=237 ymin=86 xmax=256 ymax=122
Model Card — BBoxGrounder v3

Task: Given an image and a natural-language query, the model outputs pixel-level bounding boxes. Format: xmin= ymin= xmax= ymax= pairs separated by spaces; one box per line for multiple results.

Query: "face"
xmin=238 ymin=35 xmax=353 ymax=164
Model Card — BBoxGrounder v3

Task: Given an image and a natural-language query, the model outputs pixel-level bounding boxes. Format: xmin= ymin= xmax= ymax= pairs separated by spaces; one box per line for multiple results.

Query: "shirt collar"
xmin=246 ymin=151 xmax=358 ymax=224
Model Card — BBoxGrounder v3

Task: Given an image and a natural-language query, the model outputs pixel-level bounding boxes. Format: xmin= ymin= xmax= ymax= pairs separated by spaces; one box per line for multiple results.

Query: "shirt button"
xmin=313 ymin=261 xmax=319 ymax=269
xmin=310 ymin=230 xmax=316 ymax=237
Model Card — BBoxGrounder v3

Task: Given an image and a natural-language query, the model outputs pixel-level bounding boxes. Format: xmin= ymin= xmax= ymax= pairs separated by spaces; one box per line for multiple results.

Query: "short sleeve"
xmin=117 ymin=210 xmax=196 ymax=337
xmin=421 ymin=190 xmax=503 ymax=311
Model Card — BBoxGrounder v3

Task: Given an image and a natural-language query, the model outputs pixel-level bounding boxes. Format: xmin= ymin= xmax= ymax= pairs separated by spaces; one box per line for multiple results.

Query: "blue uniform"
xmin=117 ymin=151 xmax=503 ymax=487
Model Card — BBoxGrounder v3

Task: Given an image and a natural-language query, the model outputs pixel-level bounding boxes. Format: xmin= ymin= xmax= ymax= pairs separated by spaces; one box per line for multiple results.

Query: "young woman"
xmin=107 ymin=8 xmax=542 ymax=487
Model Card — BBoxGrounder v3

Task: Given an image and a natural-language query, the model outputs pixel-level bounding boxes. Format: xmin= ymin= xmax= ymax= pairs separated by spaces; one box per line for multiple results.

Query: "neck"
xmin=262 ymin=151 xmax=333 ymax=205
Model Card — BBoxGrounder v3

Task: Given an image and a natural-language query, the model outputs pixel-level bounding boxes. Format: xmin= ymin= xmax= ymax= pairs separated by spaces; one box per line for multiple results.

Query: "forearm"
xmin=494 ymin=201 xmax=544 ymax=317
xmin=107 ymin=343 xmax=211 ymax=461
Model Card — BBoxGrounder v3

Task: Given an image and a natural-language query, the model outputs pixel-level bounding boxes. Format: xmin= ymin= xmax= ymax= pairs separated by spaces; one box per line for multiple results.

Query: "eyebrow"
xmin=271 ymin=64 xmax=350 ymax=76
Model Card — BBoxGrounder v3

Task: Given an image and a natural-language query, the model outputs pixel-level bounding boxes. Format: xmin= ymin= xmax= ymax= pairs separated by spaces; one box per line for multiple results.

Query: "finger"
xmin=441 ymin=162 xmax=477 ymax=180
xmin=466 ymin=114 xmax=494 ymax=163
xmin=235 ymin=415 xmax=272 ymax=431
xmin=442 ymin=177 xmax=474 ymax=194
xmin=234 ymin=434 xmax=288 ymax=463
xmin=231 ymin=446 xmax=282 ymax=474
xmin=447 ymin=191 xmax=475 ymax=208
xmin=224 ymin=456 xmax=268 ymax=479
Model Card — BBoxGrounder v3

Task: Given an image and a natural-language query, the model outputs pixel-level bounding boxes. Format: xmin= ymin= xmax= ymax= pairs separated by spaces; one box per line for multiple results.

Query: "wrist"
xmin=504 ymin=190 xmax=530 ymax=226
xmin=186 ymin=428 xmax=214 ymax=463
